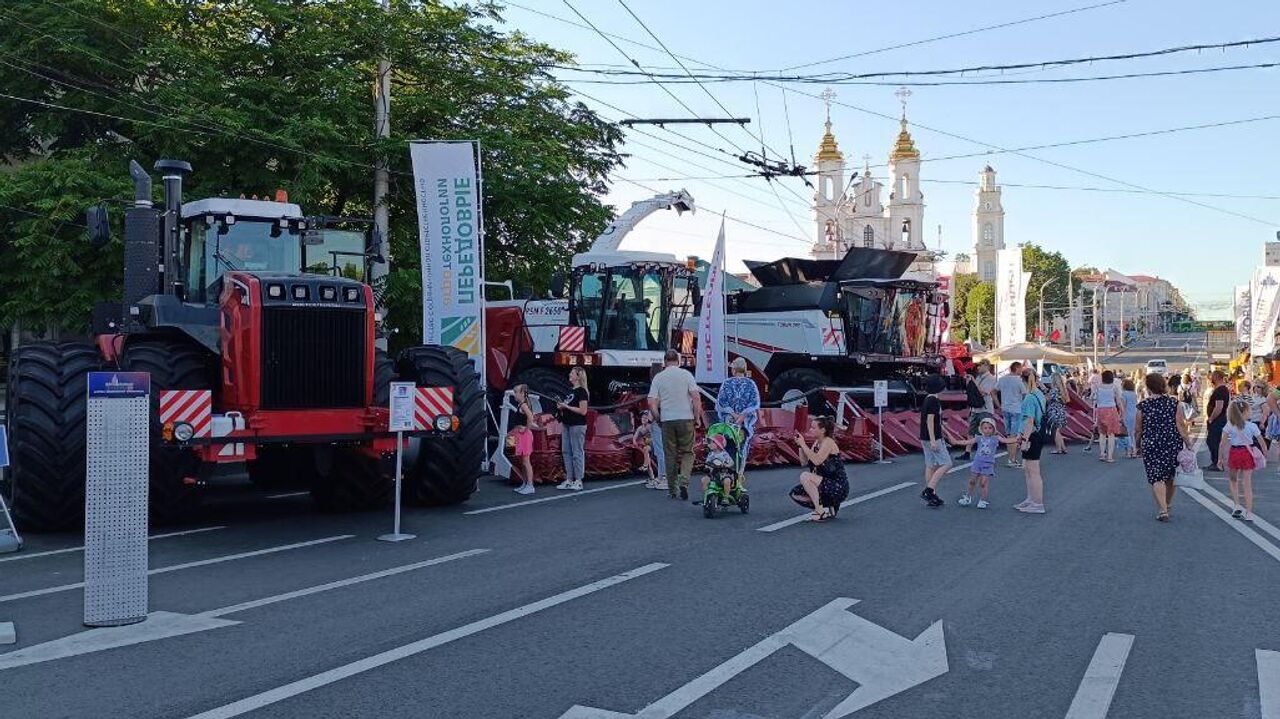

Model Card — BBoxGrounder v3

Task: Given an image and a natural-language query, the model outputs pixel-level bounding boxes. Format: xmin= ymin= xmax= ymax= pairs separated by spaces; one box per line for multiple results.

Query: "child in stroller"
xmin=697 ymin=422 xmax=750 ymax=517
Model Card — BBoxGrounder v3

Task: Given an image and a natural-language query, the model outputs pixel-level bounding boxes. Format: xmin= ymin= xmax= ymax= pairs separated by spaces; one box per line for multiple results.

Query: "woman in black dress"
xmin=1134 ymin=372 xmax=1191 ymax=522
xmin=792 ymin=416 xmax=849 ymax=522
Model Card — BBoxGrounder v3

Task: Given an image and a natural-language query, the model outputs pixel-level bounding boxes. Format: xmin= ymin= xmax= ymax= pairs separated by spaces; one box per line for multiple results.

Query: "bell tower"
xmin=812 ymin=88 xmax=846 ymax=256
xmin=886 ymin=87 xmax=924 ymax=251
xmin=973 ymin=165 xmax=1005 ymax=282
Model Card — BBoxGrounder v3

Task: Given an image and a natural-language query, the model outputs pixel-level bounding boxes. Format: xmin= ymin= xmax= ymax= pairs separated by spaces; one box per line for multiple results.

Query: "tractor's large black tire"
xmin=397 ymin=346 xmax=485 ymax=506
xmin=509 ymin=366 xmax=571 ymax=412
xmin=768 ymin=368 xmax=833 ymax=416
xmin=3 ymin=342 xmax=102 ymax=531
xmin=373 ymin=348 xmax=394 ymax=407
xmin=310 ymin=448 xmax=391 ymax=512
xmin=120 ymin=338 xmax=216 ymax=525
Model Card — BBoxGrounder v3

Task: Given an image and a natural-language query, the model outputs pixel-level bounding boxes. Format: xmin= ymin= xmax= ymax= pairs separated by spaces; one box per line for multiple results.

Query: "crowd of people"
xmin=502 ymin=348 xmax=1277 ymax=526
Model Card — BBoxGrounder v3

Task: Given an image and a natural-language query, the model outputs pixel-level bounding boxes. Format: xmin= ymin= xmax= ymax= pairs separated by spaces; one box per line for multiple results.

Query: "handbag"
xmin=1174 ymin=466 xmax=1208 ymax=490
xmin=1251 ymin=445 xmax=1268 ymax=470
xmin=505 ymin=431 xmax=518 ymax=450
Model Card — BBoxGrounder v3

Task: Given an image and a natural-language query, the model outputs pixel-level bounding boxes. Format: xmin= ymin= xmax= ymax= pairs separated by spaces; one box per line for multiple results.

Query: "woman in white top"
xmin=1247 ymin=381 xmax=1267 ymax=425
xmin=1094 ymin=370 xmax=1124 ymax=463
xmin=1218 ymin=398 xmax=1267 ymax=522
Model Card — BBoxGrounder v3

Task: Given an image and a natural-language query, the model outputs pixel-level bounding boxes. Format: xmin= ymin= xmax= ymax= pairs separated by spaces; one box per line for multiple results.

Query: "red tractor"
xmin=3 ymin=159 xmax=486 ymax=531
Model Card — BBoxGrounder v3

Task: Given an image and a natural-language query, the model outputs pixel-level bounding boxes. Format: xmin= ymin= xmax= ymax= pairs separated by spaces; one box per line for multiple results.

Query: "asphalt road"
xmin=5 ymin=348 xmax=1280 ymax=718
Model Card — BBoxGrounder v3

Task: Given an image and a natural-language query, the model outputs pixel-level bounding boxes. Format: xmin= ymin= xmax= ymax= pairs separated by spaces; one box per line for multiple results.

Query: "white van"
xmin=1145 ymin=359 xmax=1169 ymax=376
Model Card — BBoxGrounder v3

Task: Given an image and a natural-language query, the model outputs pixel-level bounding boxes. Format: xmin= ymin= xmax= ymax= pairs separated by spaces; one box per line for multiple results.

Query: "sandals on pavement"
xmin=1156 ymin=511 xmax=1170 ymax=522
xmin=809 ymin=511 xmax=827 ymax=523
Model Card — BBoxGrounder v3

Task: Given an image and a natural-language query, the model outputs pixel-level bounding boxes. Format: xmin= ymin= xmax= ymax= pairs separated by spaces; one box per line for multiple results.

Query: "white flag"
xmin=696 ymin=217 xmax=728 ymax=383
xmin=995 ymin=249 xmax=1025 ymax=347
xmin=1251 ymin=267 xmax=1280 ymax=357
xmin=1235 ymin=284 xmax=1252 ymax=344
xmin=410 ymin=140 xmax=486 ymax=382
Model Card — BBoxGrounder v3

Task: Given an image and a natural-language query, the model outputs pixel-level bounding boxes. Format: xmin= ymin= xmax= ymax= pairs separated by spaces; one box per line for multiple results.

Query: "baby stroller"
xmin=701 ymin=422 xmax=749 ymax=518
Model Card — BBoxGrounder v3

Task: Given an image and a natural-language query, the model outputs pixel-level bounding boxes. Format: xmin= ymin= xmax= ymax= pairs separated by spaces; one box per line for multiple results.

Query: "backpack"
xmin=965 ymin=377 xmax=985 ymax=410
xmin=1033 ymin=392 xmax=1055 ymax=442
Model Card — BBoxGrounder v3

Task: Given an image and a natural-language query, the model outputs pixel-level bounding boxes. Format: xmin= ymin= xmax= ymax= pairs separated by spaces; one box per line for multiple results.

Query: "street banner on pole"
xmin=1251 ymin=267 xmax=1280 ymax=357
xmin=696 ymin=217 xmax=727 ymax=383
xmin=410 ymin=140 xmax=485 ymax=383
xmin=1236 ymin=283 xmax=1253 ymax=344
xmin=995 ymin=249 xmax=1025 ymax=348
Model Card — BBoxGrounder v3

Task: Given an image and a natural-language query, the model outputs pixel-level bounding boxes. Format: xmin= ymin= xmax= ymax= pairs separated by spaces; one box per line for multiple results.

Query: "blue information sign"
xmin=0 ymin=425 xmax=8 ymax=468
xmin=87 ymin=372 xmax=151 ymax=399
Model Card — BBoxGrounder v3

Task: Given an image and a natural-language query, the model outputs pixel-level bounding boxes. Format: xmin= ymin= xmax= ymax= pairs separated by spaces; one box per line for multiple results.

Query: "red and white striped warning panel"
xmin=415 ymin=387 xmax=454 ymax=430
xmin=159 ymin=390 xmax=212 ymax=437
xmin=558 ymin=325 xmax=586 ymax=352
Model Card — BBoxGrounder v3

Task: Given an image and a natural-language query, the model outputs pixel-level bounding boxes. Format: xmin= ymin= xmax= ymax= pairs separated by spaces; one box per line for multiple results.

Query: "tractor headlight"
xmin=320 ymin=285 xmax=337 ymax=301
xmin=344 ymin=287 xmax=361 ymax=302
xmin=434 ymin=415 xmax=452 ymax=432
xmin=267 ymin=284 xmax=284 ymax=299
xmin=172 ymin=422 xmax=195 ymax=442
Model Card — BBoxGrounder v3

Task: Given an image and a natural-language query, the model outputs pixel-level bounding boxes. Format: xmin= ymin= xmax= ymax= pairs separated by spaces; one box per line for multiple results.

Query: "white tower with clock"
xmin=973 ymin=165 xmax=1005 ymax=282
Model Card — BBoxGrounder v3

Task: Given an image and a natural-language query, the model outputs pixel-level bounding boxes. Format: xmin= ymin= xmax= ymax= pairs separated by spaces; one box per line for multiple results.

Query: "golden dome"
xmin=890 ymin=118 xmax=919 ymax=161
xmin=816 ymin=119 xmax=843 ymax=161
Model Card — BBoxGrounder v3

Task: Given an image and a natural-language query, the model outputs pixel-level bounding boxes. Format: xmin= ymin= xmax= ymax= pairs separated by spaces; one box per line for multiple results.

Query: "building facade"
xmin=1264 ymin=241 xmax=1280 ymax=267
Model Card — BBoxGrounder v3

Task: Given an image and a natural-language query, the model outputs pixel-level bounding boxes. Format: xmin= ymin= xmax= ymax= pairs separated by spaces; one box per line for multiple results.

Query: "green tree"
xmin=965 ymin=281 xmax=996 ymax=346
xmin=0 ymin=0 xmax=623 ymax=337
xmin=1021 ymin=244 xmax=1071 ymax=339
xmin=949 ymin=272 xmax=980 ymax=342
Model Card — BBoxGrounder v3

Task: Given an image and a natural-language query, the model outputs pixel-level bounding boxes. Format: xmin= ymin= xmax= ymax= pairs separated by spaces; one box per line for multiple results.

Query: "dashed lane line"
xmin=1064 ymin=632 xmax=1135 ymax=719
xmin=755 ymin=451 xmax=1007 ymax=533
xmin=182 ymin=562 xmax=670 ymax=719
xmin=264 ymin=491 xmax=309 ymax=500
xmin=464 ymin=480 xmax=646 ymax=515
xmin=1198 ymin=483 xmax=1280 ymax=546
xmin=0 ymin=549 xmax=490 ymax=671
xmin=0 ymin=526 xmax=227 ymax=564
xmin=198 ymin=548 xmax=490 ymax=618
xmin=0 ymin=535 xmax=353 ymax=604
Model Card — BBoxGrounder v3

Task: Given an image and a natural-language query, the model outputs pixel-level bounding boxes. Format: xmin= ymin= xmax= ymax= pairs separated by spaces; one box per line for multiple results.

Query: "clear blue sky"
xmin=497 ymin=0 xmax=1280 ymax=319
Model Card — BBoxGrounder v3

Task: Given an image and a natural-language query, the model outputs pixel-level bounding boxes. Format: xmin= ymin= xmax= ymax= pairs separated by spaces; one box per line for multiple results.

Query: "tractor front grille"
xmin=260 ymin=306 xmax=366 ymax=409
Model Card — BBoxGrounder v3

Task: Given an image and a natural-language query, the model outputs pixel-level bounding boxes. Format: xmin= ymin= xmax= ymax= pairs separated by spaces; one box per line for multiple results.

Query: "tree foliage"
xmin=0 ymin=0 xmax=623 ymax=337
xmin=1021 ymin=244 xmax=1071 ymax=336
xmin=964 ymin=281 xmax=996 ymax=346
xmin=949 ymin=272 xmax=980 ymax=342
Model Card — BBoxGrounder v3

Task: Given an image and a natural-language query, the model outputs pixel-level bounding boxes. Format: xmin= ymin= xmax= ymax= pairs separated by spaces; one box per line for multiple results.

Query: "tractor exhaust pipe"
xmin=153 ymin=159 xmax=192 ymax=297
xmin=128 ymin=160 xmax=152 ymax=208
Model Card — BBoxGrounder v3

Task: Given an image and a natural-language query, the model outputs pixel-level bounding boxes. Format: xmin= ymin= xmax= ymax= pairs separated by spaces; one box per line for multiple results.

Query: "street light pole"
xmin=1038 ymin=277 xmax=1057 ymax=342
xmin=1092 ymin=284 xmax=1099 ymax=366
xmin=1068 ymin=272 xmax=1076 ymax=353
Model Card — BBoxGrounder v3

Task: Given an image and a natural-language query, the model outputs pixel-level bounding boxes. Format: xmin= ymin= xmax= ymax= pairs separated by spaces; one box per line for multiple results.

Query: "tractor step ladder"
xmin=0 ymin=491 xmax=20 ymax=554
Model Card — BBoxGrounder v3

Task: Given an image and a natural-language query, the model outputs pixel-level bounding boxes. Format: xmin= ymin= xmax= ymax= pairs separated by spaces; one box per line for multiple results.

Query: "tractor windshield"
xmin=187 ymin=219 xmax=302 ymax=302
xmin=572 ymin=265 xmax=671 ymax=351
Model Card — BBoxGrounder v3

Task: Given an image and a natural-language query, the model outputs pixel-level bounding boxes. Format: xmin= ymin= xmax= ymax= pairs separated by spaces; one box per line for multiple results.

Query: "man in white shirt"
xmin=996 ymin=362 xmax=1026 ymax=467
xmin=648 ymin=350 xmax=705 ymax=500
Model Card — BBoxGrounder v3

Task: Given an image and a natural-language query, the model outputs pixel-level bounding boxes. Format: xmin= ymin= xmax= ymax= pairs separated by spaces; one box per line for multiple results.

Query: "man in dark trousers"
xmin=1204 ymin=370 xmax=1229 ymax=472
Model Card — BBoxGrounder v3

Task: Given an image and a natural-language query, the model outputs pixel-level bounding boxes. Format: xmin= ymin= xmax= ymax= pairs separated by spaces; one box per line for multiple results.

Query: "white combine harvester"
xmin=483 ymin=191 xmax=700 ymax=402
xmin=723 ymin=247 xmax=948 ymax=412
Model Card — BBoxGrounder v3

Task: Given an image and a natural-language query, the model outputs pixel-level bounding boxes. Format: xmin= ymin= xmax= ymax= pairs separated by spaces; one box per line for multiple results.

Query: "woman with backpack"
xmin=1014 ymin=368 xmax=1050 ymax=514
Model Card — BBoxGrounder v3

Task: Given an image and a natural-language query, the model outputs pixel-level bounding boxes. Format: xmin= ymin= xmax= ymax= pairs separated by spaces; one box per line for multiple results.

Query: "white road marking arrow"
xmin=560 ymin=598 xmax=947 ymax=719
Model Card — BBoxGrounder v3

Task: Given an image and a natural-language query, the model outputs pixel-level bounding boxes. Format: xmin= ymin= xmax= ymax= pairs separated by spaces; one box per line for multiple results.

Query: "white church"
xmin=808 ymin=95 xmax=1007 ymax=282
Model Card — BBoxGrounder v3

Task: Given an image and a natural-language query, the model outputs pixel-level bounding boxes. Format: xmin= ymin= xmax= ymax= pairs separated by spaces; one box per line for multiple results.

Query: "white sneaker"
xmin=514 ymin=484 xmax=535 ymax=495
xmin=655 ymin=479 xmax=669 ymax=491
xmin=644 ymin=479 xmax=658 ymax=490
xmin=556 ymin=480 xmax=574 ymax=490
xmin=568 ymin=479 xmax=584 ymax=491
xmin=1014 ymin=498 xmax=1031 ymax=509
xmin=1018 ymin=502 xmax=1046 ymax=514
xmin=976 ymin=499 xmax=989 ymax=509
xmin=957 ymin=494 xmax=972 ymax=507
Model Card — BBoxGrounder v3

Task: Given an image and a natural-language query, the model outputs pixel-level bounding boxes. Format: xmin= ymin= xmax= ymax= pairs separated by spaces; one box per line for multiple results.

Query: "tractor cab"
xmin=568 ymin=251 xmax=699 ymax=354
xmin=180 ymin=197 xmax=375 ymax=305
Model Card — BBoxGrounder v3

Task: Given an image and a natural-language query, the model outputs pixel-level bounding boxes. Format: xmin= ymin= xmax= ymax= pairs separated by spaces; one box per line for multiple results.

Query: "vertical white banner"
xmin=995 ymin=248 xmax=1024 ymax=348
xmin=1251 ymin=267 xmax=1280 ymax=357
xmin=696 ymin=217 xmax=727 ymax=383
xmin=410 ymin=140 xmax=485 ymax=381
xmin=1236 ymin=283 xmax=1253 ymax=344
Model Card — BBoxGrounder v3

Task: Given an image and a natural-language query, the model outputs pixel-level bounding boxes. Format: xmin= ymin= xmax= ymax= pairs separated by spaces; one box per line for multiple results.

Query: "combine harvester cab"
xmin=725 ymin=246 xmax=949 ymax=416
xmin=485 ymin=192 xmax=701 ymax=480
xmin=4 ymin=160 xmax=485 ymax=531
